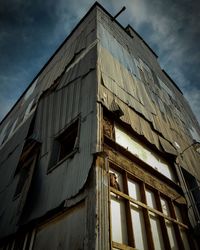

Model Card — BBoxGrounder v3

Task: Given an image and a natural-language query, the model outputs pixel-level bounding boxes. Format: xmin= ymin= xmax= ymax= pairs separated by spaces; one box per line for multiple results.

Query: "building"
xmin=0 ymin=2 xmax=200 ymax=249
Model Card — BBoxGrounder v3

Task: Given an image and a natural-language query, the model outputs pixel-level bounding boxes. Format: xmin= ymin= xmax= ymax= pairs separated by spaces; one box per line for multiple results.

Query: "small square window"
xmin=49 ymin=119 xmax=79 ymax=171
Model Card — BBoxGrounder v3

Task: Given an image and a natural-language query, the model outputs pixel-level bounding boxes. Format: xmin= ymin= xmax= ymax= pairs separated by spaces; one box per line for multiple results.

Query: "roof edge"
xmin=1 ymin=1 xmax=101 ymax=125
xmin=162 ymin=69 xmax=183 ymax=95
xmin=126 ymin=24 xmax=158 ymax=59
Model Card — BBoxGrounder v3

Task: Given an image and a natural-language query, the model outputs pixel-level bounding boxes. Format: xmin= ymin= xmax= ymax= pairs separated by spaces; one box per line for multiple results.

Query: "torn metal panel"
xmin=0 ymin=114 xmax=35 ymax=238
xmin=139 ymin=118 xmax=155 ymax=146
xmin=98 ymin=23 xmax=137 ymax=77
xmin=36 ymin=10 xmax=96 ymax=95
xmin=99 ymin=45 xmax=156 ymax=118
xmin=98 ymin=85 xmax=162 ymax=150
xmin=57 ymin=42 xmax=97 ymax=90
xmin=159 ymin=136 xmax=176 ymax=156
xmin=97 ymin=6 xmax=200 ymax=181
xmin=22 ymin=70 xmax=97 ymax=223
xmin=101 ymin=71 xmax=153 ymax=123
xmin=0 ymin=114 xmax=35 ymax=192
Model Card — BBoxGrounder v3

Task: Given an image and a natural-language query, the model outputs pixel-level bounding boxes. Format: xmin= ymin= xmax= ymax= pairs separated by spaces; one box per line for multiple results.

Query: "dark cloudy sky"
xmin=0 ymin=0 xmax=200 ymax=123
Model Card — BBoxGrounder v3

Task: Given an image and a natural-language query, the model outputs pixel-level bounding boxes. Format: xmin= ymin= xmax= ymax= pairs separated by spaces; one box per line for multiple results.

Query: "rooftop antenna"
xmin=112 ymin=6 xmax=126 ymax=21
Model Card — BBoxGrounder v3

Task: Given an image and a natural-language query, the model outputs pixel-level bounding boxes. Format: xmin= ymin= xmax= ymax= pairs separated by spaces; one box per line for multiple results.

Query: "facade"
xmin=0 ymin=2 xmax=200 ymax=249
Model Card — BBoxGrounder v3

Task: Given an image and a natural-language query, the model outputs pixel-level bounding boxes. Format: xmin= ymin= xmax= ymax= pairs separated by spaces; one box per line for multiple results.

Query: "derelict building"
xmin=0 ymin=2 xmax=200 ymax=250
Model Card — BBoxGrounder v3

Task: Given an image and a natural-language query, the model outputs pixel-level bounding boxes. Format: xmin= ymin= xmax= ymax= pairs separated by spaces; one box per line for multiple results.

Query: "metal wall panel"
xmin=0 ymin=7 xmax=98 ymax=240
xmin=23 ymin=66 xmax=97 ymax=223
xmin=32 ymin=202 xmax=86 ymax=250
xmin=97 ymin=8 xmax=200 ymax=178
xmin=0 ymin=114 xmax=34 ymax=238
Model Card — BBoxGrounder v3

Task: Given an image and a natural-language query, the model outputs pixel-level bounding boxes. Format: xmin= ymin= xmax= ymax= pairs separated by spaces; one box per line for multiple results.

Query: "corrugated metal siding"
xmin=97 ymin=7 xmax=200 ymax=179
xmin=32 ymin=202 xmax=86 ymax=250
xmin=0 ymin=114 xmax=34 ymax=238
xmin=37 ymin=11 xmax=96 ymax=94
xmin=23 ymin=65 xmax=97 ymax=222
xmin=0 ymin=7 xmax=98 ymax=238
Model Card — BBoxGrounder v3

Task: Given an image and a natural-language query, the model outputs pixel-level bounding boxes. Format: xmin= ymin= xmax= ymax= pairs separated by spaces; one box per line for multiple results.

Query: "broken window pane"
xmin=109 ymin=168 xmax=123 ymax=192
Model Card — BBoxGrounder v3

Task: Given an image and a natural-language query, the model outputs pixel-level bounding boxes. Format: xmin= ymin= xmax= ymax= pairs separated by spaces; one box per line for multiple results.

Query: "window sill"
xmin=47 ymin=148 xmax=78 ymax=174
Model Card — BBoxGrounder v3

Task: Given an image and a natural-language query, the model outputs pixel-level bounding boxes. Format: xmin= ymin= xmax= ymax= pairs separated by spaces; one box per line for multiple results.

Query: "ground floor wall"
xmin=0 ymin=166 xmax=97 ymax=250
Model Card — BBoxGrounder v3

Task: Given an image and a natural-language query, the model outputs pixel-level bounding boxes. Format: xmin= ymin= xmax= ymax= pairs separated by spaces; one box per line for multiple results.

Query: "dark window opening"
xmin=58 ymin=123 xmax=78 ymax=161
xmin=14 ymin=157 xmax=34 ymax=198
xmin=49 ymin=119 xmax=79 ymax=170
xmin=13 ymin=140 xmax=40 ymax=200
xmin=182 ymin=169 xmax=200 ymax=215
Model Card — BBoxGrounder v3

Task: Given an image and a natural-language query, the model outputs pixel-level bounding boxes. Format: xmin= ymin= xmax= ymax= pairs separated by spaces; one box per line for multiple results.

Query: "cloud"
xmin=0 ymin=0 xmax=199 ymax=124
xmin=185 ymin=87 xmax=200 ymax=124
xmin=121 ymin=0 xmax=200 ymax=123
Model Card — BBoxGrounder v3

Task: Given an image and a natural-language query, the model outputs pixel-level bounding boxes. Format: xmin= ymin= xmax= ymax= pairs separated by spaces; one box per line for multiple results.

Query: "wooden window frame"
xmin=109 ymin=161 xmax=191 ymax=250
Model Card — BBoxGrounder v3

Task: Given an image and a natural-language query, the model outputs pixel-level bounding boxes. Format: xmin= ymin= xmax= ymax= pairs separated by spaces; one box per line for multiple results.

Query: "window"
xmin=13 ymin=140 xmax=40 ymax=200
xmin=182 ymin=169 xmax=200 ymax=224
xmin=109 ymin=163 xmax=192 ymax=250
xmin=49 ymin=119 xmax=79 ymax=171
xmin=114 ymin=125 xmax=176 ymax=181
